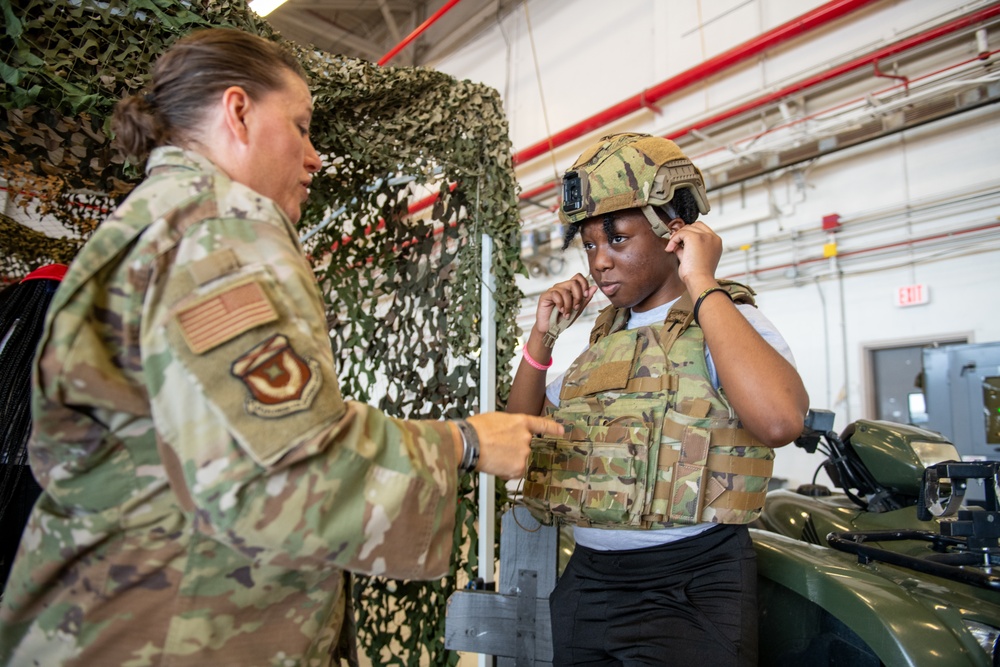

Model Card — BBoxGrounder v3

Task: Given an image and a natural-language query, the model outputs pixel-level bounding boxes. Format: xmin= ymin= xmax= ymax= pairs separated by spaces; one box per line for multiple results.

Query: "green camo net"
xmin=0 ymin=1 xmax=523 ymax=664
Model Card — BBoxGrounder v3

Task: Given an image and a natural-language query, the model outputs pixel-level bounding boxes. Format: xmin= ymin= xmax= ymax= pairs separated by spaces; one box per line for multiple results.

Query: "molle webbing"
xmin=561 ymin=370 xmax=678 ymax=401
xmin=641 ymin=413 xmax=772 ymax=525
xmin=566 ymin=295 xmax=693 ymax=400
xmin=589 ymin=306 xmax=626 ymax=345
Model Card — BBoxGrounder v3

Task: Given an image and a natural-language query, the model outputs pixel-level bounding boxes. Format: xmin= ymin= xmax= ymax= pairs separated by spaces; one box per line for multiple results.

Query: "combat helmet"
xmin=559 ymin=132 xmax=710 ymax=238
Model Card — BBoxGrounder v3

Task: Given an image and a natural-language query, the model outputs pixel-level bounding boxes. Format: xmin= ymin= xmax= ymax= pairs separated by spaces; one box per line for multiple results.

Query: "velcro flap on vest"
xmin=706 ymin=453 xmax=773 ymax=478
xmin=678 ymin=425 xmax=710 ymax=466
xmin=710 ymin=489 xmax=767 ymax=512
xmin=709 ymin=428 xmax=764 ymax=448
xmin=703 ymin=475 xmax=727 ymax=510
xmin=653 ymin=480 xmax=672 ymax=502
xmin=680 ymin=398 xmax=712 ymax=418
xmin=670 ymin=462 xmax=707 ymax=524
xmin=626 ymin=375 xmax=678 ymax=393
xmin=584 ymin=359 xmax=633 ymax=392
xmin=657 ymin=447 xmax=680 ymax=471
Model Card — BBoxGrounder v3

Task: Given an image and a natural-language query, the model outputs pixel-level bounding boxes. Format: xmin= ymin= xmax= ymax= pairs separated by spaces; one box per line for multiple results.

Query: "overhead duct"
xmin=515 ymin=3 xmax=1000 ymax=208
xmin=705 ymin=78 xmax=1000 ymax=189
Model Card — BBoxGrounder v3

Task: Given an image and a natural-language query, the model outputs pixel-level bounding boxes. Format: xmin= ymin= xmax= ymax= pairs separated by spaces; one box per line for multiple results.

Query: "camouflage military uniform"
xmin=0 ymin=147 xmax=461 ymax=666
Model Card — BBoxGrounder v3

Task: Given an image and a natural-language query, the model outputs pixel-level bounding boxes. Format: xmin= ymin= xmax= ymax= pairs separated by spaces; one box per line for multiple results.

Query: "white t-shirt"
xmin=544 ymin=296 xmax=796 ymax=551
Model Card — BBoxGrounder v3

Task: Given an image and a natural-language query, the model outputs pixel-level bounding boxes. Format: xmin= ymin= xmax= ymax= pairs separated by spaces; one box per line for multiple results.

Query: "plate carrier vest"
xmin=522 ymin=281 xmax=774 ymax=529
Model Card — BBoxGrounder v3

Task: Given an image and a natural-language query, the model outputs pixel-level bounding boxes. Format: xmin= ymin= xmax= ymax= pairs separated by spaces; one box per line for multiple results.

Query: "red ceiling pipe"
xmin=519 ymin=180 xmax=559 ymax=204
xmin=378 ymin=0 xmax=464 ymax=66
xmin=516 ymin=3 xmax=1000 ymax=204
xmin=406 ymin=0 xmax=876 ymax=215
xmin=511 ymin=0 xmax=880 ymax=166
xmin=667 ymin=3 xmax=1000 ymax=141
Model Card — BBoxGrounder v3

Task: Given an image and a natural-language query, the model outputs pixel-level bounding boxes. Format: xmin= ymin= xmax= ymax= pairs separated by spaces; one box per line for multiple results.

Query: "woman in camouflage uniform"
xmin=0 ymin=28 xmax=560 ymax=667
xmin=510 ymin=133 xmax=808 ymax=666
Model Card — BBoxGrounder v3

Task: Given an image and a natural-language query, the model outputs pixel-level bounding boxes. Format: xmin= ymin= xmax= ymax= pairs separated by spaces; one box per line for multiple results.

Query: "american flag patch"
xmin=176 ymin=279 xmax=278 ymax=354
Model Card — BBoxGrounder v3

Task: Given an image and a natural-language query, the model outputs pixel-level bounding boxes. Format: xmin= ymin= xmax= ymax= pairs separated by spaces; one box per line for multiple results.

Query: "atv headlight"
xmin=910 ymin=441 xmax=960 ymax=468
xmin=964 ymin=620 xmax=1000 ymax=662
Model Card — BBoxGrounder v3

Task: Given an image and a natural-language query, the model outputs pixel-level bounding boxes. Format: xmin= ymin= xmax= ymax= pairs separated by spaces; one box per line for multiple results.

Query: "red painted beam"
xmin=512 ymin=0 xmax=880 ymax=166
xmin=515 ymin=3 xmax=1000 ymax=204
xmin=666 ymin=2 xmax=1000 ymax=141
xmin=379 ymin=0 xmax=464 ymax=66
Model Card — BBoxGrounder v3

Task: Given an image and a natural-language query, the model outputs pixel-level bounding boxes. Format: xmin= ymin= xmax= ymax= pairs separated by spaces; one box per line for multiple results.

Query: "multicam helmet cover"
xmin=558 ymin=132 xmax=711 ymax=238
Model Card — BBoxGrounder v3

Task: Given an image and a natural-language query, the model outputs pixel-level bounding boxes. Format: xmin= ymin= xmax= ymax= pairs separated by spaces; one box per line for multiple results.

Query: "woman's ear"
xmin=220 ymin=86 xmax=252 ymax=144
xmin=667 ymin=217 xmax=687 ymax=235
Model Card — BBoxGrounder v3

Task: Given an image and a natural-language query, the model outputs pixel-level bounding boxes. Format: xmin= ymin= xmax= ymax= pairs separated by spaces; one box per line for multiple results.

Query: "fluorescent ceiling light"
xmin=250 ymin=0 xmax=287 ymax=17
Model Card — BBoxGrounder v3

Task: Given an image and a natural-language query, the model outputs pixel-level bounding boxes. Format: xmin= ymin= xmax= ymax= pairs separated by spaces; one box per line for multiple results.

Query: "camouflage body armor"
xmin=523 ymin=281 xmax=774 ymax=528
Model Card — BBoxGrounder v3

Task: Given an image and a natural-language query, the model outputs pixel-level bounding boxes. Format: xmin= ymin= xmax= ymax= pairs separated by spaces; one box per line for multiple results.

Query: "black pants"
xmin=549 ymin=525 xmax=757 ymax=667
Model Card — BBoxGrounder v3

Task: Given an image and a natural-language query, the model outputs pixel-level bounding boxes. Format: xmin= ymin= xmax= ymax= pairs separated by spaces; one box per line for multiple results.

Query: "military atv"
xmin=753 ymin=409 xmax=1000 ymax=666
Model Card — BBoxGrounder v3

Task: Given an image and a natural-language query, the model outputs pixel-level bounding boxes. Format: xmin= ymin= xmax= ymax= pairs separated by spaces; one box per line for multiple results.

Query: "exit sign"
xmin=896 ymin=284 xmax=930 ymax=307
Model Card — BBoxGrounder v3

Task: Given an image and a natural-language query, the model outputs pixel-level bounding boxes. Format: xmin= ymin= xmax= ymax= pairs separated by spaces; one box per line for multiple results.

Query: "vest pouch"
xmin=523 ymin=421 xmax=651 ymax=527
xmin=654 ymin=408 xmax=727 ymax=525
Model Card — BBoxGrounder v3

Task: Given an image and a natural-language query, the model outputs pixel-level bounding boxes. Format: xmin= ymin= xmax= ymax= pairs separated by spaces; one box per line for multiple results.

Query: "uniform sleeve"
xmin=141 ymin=214 xmax=459 ymax=580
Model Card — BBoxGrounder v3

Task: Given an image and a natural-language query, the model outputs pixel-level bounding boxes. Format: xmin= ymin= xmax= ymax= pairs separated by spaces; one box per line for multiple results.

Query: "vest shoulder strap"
xmin=718 ymin=279 xmax=756 ymax=307
xmin=588 ymin=304 xmax=626 ymax=345
xmin=656 ymin=291 xmax=694 ymax=355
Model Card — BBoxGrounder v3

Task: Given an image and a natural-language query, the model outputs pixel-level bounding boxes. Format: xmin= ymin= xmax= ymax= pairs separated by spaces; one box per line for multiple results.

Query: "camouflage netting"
xmin=0 ymin=1 xmax=524 ymax=664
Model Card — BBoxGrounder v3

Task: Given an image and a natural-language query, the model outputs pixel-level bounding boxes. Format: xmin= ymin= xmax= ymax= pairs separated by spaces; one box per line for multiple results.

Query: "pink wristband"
xmin=522 ymin=346 xmax=553 ymax=371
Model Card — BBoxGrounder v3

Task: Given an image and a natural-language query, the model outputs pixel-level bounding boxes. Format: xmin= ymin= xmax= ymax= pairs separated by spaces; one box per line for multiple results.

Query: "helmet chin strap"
xmin=641 ymin=203 xmax=680 ymax=239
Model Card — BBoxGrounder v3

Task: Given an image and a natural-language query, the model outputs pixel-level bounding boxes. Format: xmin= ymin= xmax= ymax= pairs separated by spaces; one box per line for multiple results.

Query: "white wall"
xmin=435 ymin=0 xmax=1000 ymax=487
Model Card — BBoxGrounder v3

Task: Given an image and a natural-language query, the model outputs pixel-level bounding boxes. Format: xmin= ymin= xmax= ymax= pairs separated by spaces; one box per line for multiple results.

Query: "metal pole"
xmin=478 ymin=232 xmax=496 ymax=666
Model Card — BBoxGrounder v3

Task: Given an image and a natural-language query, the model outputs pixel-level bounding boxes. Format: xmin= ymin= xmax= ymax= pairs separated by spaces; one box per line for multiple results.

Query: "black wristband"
xmin=692 ymin=286 xmax=733 ymax=326
xmin=456 ymin=419 xmax=480 ymax=473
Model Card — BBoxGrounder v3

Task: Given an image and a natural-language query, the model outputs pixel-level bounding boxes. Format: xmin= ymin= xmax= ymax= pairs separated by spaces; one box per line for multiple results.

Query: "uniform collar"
xmin=146 ymin=145 xmax=225 ymax=177
xmin=143 ymin=145 xmax=300 ymax=243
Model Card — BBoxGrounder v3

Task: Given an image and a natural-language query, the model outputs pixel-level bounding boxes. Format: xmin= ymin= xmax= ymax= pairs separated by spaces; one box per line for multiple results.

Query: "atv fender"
xmin=753 ymin=529 xmax=990 ymax=666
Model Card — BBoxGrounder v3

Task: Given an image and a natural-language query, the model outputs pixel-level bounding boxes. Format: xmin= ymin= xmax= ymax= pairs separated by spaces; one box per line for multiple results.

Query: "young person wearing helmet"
xmin=508 ymin=133 xmax=809 ymax=666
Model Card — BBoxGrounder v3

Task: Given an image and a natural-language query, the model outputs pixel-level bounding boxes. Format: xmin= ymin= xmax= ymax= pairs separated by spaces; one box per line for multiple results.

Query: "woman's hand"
xmin=665 ymin=221 xmax=723 ymax=292
xmin=534 ymin=273 xmax=598 ymax=336
xmin=467 ymin=412 xmax=564 ymax=479
xmin=505 ymin=274 xmax=595 ymax=418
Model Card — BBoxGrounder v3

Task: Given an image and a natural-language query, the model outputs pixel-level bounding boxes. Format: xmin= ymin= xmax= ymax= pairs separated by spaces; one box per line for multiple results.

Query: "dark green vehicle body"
xmin=754 ymin=418 xmax=1000 ymax=666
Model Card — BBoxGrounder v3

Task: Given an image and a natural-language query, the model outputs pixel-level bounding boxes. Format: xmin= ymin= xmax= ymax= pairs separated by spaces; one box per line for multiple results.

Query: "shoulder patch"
xmin=231 ymin=333 xmax=322 ymax=418
xmin=188 ymin=248 xmax=241 ymax=286
xmin=175 ymin=278 xmax=278 ymax=354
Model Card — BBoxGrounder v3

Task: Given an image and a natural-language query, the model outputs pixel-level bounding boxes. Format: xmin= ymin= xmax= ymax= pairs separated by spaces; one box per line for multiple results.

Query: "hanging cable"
xmin=523 ymin=2 xmax=561 ymax=186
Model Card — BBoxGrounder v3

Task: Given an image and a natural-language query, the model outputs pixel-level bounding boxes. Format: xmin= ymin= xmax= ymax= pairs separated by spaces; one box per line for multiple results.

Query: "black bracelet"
xmin=692 ymin=286 xmax=733 ymax=326
xmin=455 ymin=419 xmax=480 ymax=473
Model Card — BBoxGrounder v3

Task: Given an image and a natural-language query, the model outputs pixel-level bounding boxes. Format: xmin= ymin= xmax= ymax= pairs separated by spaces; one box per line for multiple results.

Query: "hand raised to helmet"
xmin=534 ymin=273 xmax=598 ymax=337
xmin=664 ymin=221 xmax=723 ymax=288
